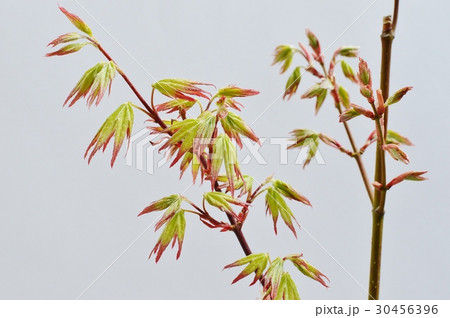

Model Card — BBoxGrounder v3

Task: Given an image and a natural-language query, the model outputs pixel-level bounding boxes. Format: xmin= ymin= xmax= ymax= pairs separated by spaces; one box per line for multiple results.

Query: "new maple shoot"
xmin=47 ymin=5 xmax=327 ymax=299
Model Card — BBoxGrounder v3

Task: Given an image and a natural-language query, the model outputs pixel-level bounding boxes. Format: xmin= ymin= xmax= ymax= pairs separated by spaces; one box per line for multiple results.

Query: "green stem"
xmin=368 ymin=0 xmax=399 ymax=299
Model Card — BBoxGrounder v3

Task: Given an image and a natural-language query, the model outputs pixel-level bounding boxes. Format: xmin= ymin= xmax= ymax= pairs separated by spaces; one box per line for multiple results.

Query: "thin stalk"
xmin=214 ymin=181 xmax=266 ymax=286
xmin=92 ymin=40 xmax=168 ymax=130
xmin=323 ymin=60 xmax=374 ymax=203
xmin=336 ymin=104 xmax=374 ymax=203
xmin=368 ymin=0 xmax=399 ymax=299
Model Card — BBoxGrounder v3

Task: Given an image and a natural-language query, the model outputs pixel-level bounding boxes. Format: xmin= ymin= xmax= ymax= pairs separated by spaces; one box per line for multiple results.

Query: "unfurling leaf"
xmin=234 ymin=175 xmax=254 ymax=197
xmin=386 ymin=130 xmax=413 ymax=146
xmin=385 ymin=86 xmax=413 ymax=106
xmin=46 ymin=32 xmax=88 ymax=57
xmin=220 ymin=112 xmax=259 ymax=148
xmin=382 ymin=144 xmax=410 ymax=164
xmin=138 ymin=194 xmax=184 ymax=230
xmin=283 ymin=66 xmax=301 ymax=100
xmin=64 ymin=61 xmax=117 ymax=107
xmin=192 ymin=112 xmax=216 ymax=158
xmin=85 ymin=102 xmax=134 ymax=166
xmin=265 ymin=187 xmax=299 ymax=237
xmin=58 ymin=5 xmax=93 ymax=36
xmin=305 ymin=29 xmax=321 ymax=61
xmin=284 ymin=254 xmax=329 ymax=288
xmin=336 ymin=46 xmax=359 ymax=57
xmin=46 ymin=42 xmax=89 ymax=57
xmin=263 ymin=257 xmax=285 ymax=300
xmin=315 ymin=89 xmax=327 ymax=114
xmin=288 ymin=129 xmax=320 ymax=168
xmin=386 ymin=171 xmax=428 ymax=189
xmin=161 ymin=111 xmax=216 ymax=166
xmin=272 ymin=180 xmax=311 ymax=206
xmin=338 ymin=86 xmax=350 ymax=108
xmin=357 ymin=58 xmax=372 ymax=86
xmin=155 ymin=99 xmax=196 ymax=115
xmin=272 ymin=45 xmax=296 ymax=74
xmin=152 ymin=79 xmax=212 ymax=102
xmin=224 ymin=253 xmax=270 ymax=286
xmin=301 ymin=79 xmax=331 ymax=114
xmin=341 ymin=60 xmax=358 ymax=83
xmin=138 ymin=194 xmax=182 ymax=216
xmin=150 ymin=211 xmax=186 ymax=263
xmin=301 ymin=83 xmax=322 ymax=99
xmin=339 ymin=109 xmax=360 ymax=122
xmin=216 ymin=86 xmax=259 ymax=98
xmin=179 ymin=151 xmax=202 ymax=182
xmin=275 ymin=273 xmax=301 ymax=300
xmin=376 ymin=89 xmax=385 ymax=115
xmin=203 ymin=192 xmax=247 ymax=217
xmin=339 ymin=103 xmax=374 ymax=122
xmin=210 ymin=134 xmax=242 ymax=195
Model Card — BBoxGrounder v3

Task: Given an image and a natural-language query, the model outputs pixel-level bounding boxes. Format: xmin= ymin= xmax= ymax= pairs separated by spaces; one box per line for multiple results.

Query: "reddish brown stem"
xmin=93 ymin=41 xmax=167 ymax=130
xmin=213 ymin=181 xmax=266 ymax=286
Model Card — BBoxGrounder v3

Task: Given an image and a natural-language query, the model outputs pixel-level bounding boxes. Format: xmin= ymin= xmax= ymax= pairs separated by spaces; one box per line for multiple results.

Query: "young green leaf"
xmin=155 ymin=99 xmax=196 ymax=115
xmin=265 ymin=187 xmax=300 ymax=237
xmin=338 ymin=86 xmax=350 ymax=108
xmin=210 ymin=134 xmax=242 ymax=195
xmin=138 ymin=194 xmax=182 ymax=216
xmin=152 ymin=79 xmax=212 ymax=102
xmin=263 ymin=257 xmax=285 ymax=300
xmin=385 ymin=86 xmax=413 ymax=106
xmin=47 ymin=32 xmax=84 ymax=47
xmin=275 ymin=272 xmax=301 ymax=300
xmin=288 ymin=129 xmax=320 ymax=169
xmin=386 ymin=130 xmax=413 ymax=146
xmin=336 ymin=46 xmax=359 ymax=57
xmin=161 ymin=119 xmax=198 ymax=163
xmin=138 ymin=194 xmax=184 ymax=231
xmin=58 ymin=5 xmax=93 ymax=36
xmin=284 ymin=254 xmax=329 ymax=288
xmin=301 ymin=79 xmax=331 ymax=114
xmin=341 ymin=60 xmax=357 ymax=83
xmin=161 ymin=111 xmax=216 ymax=166
xmin=305 ymin=29 xmax=321 ymax=61
xmin=357 ymin=58 xmax=372 ymax=86
xmin=46 ymin=42 xmax=89 ymax=57
xmin=150 ymin=211 xmax=186 ymax=263
xmin=234 ymin=175 xmax=254 ymax=197
xmin=315 ymin=89 xmax=327 ymax=114
xmin=283 ymin=66 xmax=301 ymax=100
xmin=224 ymin=253 xmax=270 ymax=286
xmin=382 ymin=144 xmax=410 ymax=164
xmin=340 ymin=103 xmax=375 ymax=122
xmin=272 ymin=45 xmax=296 ymax=74
xmin=179 ymin=151 xmax=202 ymax=182
xmin=220 ymin=111 xmax=259 ymax=148
xmin=85 ymin=102 xmax=135 ymax=166
xmin=203 ymin=192 xmax=247 ymax=216
xmin=64 ymin=61 xmax=117 ymax=107
xmin=272 ymin=179 xmax=311 ymax=206
xmin=216 ymin=86 xmax=259 ymax=98
xmin=339 ymin=109 xmax=361 ymax=122
xmin=192 ymin=111 xmax=216 ymax=158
